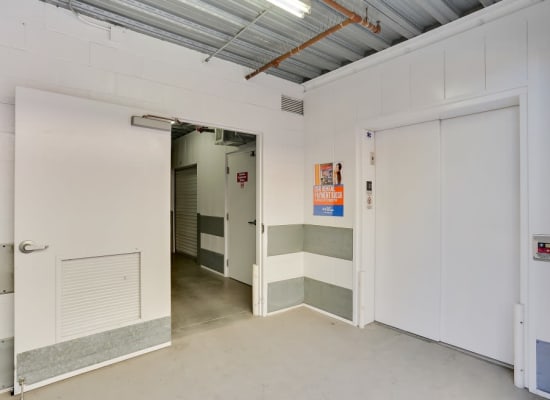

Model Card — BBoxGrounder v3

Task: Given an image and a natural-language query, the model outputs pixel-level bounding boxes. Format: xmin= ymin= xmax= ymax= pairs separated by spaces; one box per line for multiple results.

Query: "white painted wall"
xmin=303 ymin=0 xmax=550 ymax=396
xmin=0 ymin=0 xmax=305 ymax=386
xmin=172 ymin=131 xmax=232 ymax=219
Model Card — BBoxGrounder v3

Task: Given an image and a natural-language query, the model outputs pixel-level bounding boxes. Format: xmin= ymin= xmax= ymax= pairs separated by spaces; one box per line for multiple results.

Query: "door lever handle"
xmin=248 ymin=220 xmax=257 ymax=226
xmin=19 ymin=240 xmax=49 ymax=254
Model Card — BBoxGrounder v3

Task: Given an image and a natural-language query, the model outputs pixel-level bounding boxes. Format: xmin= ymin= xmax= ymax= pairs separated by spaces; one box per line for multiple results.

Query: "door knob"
xmin=248 ymin=219 xmax=257 ymax=226
xmin=19 ymin=240 xmax=49 ymax=254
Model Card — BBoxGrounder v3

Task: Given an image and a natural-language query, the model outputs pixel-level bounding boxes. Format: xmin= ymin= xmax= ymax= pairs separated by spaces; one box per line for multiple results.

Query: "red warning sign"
xmin=237 ymin=172 xmax=248 ymax=183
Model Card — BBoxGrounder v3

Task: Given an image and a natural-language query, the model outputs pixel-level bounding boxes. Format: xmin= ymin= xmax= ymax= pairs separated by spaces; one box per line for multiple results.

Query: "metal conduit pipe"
xmin=245 ymin=0 xmax=380 ymax=80
xmin=246 ymin=17 xmax=355 ymax=80
xmin=322 ymin=0 xmax=381 ymax=33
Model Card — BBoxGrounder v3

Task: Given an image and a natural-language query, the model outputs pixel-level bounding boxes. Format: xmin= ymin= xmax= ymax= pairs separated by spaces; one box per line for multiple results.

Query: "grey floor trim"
xmin=199 ymin=215 xmax=224 ymax=237
xmin=16 ymin=317 xmax=171 ymax=386
xmin=304 ymin=277 xmax=353 ymax=321
xmin=0 ymin=337 xmax=14 ymax=390
xmin=267 ymin=225 xmax=304 ymax=256
xmin=267 ymin=277 xmax=304 ymax=313
xmin=537 ymin=339 xmax=550 ymax=393
xmin=199 ymin=249 xmax=224 ymax=274
xmin=303 ymin=225 xmax=353 ymax=261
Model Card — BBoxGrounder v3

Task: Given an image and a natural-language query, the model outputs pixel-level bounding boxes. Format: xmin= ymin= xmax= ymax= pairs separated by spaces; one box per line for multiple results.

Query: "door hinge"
xmin=226 ymin=259 xmax=229 ymax=267
xmin=262 ymin=223 xmax=265 ymax=234
xmin=226 ymin=213 xmax=229 ymax=221
xmin=226 ymin=166 xmax=230 ymax=174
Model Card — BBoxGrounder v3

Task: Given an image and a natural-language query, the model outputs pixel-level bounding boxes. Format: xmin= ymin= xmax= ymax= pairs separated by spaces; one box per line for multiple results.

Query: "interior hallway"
xmin=1 ymin=307 xmax=539 ymax=400
xmin=171 ymin=253 xmax=252 ymax=339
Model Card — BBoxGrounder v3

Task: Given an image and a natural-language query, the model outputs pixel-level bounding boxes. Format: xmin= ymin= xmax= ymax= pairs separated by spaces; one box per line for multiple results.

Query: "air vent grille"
xmin=281 ymin=95 xmax=304 ymax=115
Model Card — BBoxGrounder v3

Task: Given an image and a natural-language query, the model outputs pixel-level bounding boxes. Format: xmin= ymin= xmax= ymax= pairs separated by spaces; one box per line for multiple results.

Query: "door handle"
xmin=19 ymin=240 xmax=49 ymax=254
xmin=248 ymin=219 xmax=256 ymax=226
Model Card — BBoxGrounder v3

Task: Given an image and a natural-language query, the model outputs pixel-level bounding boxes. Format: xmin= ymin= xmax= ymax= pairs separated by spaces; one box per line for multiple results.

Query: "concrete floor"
xmin=171 ymin=254 xmax=252 ymax=338
xmin=0 ymin=258 xmax=542 ymax=399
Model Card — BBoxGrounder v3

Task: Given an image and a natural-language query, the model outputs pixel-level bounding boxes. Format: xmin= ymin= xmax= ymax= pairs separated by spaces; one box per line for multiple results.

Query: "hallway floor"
xmin=170 ymin=254 xmax=252 ymax=339
xmin=2 ymin=307 xmax=540 ymax=400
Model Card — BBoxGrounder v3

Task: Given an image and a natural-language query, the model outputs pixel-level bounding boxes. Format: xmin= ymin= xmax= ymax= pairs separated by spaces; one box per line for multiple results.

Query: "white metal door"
xmin=13 ymin=88 xmax=170 ymax=390
xmin=227 ymin=149 xmax=256 ymax=285
xmin=440 ymin=107 xmax=519 ymax=364
xmin=174 ymin=167 xmax=197 ymax=256
xmin=374 ymin=120 xmax=441 ymax=341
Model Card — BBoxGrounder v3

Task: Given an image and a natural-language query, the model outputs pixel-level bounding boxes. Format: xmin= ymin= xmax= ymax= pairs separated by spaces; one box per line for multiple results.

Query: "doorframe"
xmin=354 ymin=87 xmax=529 ymax=383
xmin=224 ymin=141 xmax=262 ymax=314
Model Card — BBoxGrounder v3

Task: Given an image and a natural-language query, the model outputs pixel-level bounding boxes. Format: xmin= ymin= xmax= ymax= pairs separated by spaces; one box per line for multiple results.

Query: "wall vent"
xmin=281 ymin=95 xmax=304 ymax=115
xmin=58 ymin=252 xmax=141 ymax=340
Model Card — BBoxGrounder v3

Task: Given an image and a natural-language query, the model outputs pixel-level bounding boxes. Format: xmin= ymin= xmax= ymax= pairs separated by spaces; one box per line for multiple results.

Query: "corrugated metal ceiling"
xmin=40 ymin=0 xmax=501 ymax=83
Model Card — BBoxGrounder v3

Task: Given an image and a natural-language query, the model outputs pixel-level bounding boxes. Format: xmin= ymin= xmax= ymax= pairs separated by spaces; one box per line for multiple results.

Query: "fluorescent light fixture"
xmin=266 ymin=0 xmax=311 ymax=18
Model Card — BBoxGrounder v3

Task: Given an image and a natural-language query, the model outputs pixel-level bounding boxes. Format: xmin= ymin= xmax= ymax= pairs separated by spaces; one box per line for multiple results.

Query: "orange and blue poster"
xmin=314 ymin=162 xmax=344 ymax=217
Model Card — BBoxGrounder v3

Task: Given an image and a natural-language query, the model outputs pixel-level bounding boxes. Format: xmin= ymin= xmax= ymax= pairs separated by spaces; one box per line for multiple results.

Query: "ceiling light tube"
xmin=266 ymin=0 xmax=311 ymax=18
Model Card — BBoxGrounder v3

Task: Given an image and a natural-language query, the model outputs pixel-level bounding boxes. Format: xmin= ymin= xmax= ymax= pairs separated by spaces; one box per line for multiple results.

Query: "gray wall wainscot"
xmin=267 ymin=277 xmax=305 ymax=313
xmin=267 ymin=225 xmax=304 ymax=256
xmin=0 ymin=337 xmax=13 ymax=390
xmin=304 ymin=277 xmax=353 ymax=321
xmin=266 ymin=224 xmax=353 ymax=319
xmin=198 ymin=214 xmax=224 ymax=273
xmin=17 ymin=317 xmax=171 ymax=386
xmin=303 ymin=225 xmax=353 ymax=261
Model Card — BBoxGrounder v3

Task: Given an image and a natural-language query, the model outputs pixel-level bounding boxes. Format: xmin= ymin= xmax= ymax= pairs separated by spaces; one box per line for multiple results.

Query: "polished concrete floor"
xmin=171 ymin=254 xmax=252 ymax=338
xmin=1 ymin=259 xmax=542 ymax=399
xmin=2 ymin=307 xmax=541 ymax=400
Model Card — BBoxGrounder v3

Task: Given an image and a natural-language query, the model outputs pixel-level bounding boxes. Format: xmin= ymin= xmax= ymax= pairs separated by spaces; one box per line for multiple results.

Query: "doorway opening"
xmin=170 ymin=122 xmax=258 ymax=338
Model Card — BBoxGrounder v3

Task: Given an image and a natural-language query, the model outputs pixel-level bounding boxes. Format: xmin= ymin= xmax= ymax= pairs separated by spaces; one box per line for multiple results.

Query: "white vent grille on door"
xmin=281 ymin=95 xmax=304 ymax=115
xmin=58 ymin=252 xmax=141 ymax=340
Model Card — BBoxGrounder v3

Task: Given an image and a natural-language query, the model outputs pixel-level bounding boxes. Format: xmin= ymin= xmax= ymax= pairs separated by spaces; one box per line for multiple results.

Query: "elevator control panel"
xmin=534 ymin=235 xmax=550 ymax=262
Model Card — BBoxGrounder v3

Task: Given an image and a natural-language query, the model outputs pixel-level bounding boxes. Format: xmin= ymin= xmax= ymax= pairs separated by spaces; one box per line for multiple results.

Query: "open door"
xmin=13 ymin=88 xmax=171 ymax=393
xmin=227 ymin=148 xmax=256 ymax=285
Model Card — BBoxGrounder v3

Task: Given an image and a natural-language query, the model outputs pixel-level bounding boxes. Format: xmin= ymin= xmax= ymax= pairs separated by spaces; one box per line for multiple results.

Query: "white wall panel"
xmin=410 ymin=48 xmax=445 ymax=108
xmin=264 ymin=253 xmax=304 ymax=282
xmin=90 ymin=44 xmax=144 ymax=77
xmin=0 ymin=104 xmax=15 ymax=133
xmin=485 ymin=19 xmax=528 ymax=92
xmin=381 ymin=57 xmax=410 ymax=115
xmin=115 ymin=74 xmax=166 ymax=105
xmin=445 ymin=31 xmax=485 ymax=99
xmin=0 ymin=19 xmax=25 ymax=50
xmin=58 ymin=64 xmax=115 ymax=95
xmin=0 ymin=294 xmax=13 ymax=339
xmin=26 ymin=25 xmax=90 ymax=65
xmin=303 ymin=253 xmax=352 ymax=290
xmin=354 ymin=67 xmax=382 ymax=120
xmin=200 ymin=234 xmax=224 ymax=255
xmin=197 ymin=132 xmax=230 ymax=218
xmin=375 ymin=120 xmax=441 ymax=341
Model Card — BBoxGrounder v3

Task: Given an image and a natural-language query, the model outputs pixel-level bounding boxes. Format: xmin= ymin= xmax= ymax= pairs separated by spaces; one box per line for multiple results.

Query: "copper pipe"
xmin=322 ymin=0 xmax=381 ymax=33
xmin=245 ymin=1 xmax=380 ymax=80
xmin=246 ymin=17 xmax=355 ymax=80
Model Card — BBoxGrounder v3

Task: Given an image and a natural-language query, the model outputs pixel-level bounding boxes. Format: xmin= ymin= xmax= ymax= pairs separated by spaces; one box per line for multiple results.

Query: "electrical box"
xmin=533 ymin=235 xmax=550 ymax=262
